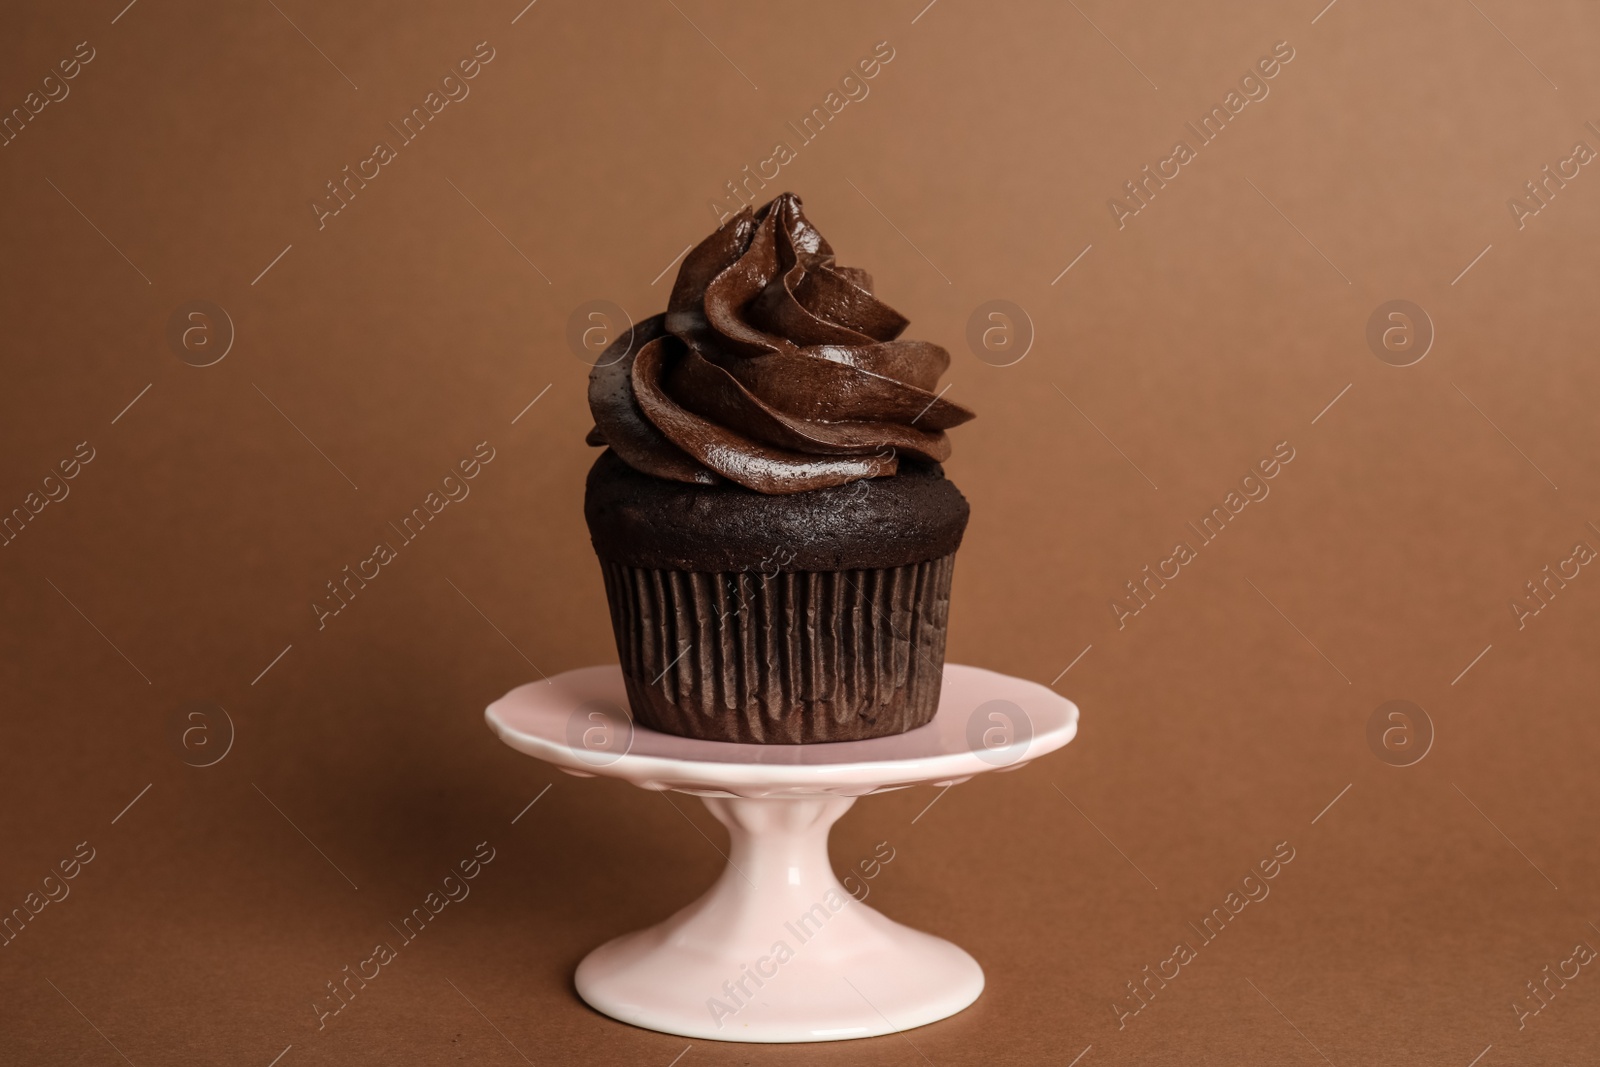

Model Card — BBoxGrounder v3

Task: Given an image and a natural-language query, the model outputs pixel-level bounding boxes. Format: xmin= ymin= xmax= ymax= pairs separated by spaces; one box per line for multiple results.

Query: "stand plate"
xmin=486 ymin=664 xmax=1078 ymax=1042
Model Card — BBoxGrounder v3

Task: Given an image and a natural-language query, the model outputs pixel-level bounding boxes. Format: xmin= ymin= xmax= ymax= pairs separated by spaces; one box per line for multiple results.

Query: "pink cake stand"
xmin=485 ymin=664 xmax=1078 ymax=1043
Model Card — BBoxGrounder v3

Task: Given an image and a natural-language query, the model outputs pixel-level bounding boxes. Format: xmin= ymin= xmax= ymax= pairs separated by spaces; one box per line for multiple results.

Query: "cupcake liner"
xmin=600 ymin=555 xmax=955 ymax=743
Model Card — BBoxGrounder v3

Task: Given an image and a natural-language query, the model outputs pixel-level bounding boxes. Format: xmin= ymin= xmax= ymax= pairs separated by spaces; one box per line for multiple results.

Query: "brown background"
xmin=3 ymin=0 xmax=1598 ymax=1063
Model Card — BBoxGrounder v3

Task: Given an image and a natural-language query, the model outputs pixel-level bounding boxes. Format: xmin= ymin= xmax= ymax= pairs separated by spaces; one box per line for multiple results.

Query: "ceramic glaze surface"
xmin=485 ymin=664 xmax=1079 ymax=1042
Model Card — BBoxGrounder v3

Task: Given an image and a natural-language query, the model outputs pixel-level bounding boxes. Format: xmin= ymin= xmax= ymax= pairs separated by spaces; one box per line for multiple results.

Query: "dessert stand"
xmin=485 ymin=664 xmax=1078 ymax=1043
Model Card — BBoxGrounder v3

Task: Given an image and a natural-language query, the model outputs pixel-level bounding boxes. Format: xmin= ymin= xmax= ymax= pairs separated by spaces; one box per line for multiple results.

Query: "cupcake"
xmin=584 ymin=192 xmax=973 ymax=743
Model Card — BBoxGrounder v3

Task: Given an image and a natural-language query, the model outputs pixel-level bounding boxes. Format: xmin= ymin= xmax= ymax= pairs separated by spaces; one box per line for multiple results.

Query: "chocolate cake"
xmin=584 ymin=192 xmax=974 ymax=743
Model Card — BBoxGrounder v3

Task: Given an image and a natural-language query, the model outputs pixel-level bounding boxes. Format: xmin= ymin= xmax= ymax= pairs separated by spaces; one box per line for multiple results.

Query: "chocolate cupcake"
xmin=585 ymin=192 xmax=973 ymax=743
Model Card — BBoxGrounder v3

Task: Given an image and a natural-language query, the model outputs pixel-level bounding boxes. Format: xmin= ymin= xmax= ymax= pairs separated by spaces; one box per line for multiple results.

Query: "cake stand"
xmin=485 ymin=664 xmax=1078 ymax=1043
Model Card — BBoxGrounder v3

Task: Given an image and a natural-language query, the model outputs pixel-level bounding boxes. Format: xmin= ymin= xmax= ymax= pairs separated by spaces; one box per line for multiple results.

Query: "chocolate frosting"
xmin=586 ymin=192 xmax=974 ymax=494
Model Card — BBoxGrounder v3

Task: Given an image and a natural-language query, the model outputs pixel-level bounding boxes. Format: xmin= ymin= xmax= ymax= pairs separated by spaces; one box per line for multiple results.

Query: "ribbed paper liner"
xmin=600 ymin=555 xmax=955 ymax=743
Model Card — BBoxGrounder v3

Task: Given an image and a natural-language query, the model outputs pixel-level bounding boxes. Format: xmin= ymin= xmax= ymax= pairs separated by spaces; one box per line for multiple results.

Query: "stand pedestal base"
xmin=574 ymin=795 xmax=983 ymax=1043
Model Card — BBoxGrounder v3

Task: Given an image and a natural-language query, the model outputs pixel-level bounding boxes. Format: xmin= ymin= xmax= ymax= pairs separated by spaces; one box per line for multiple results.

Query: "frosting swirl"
xmin=587 ymin=192 xmax=974 ymax=494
